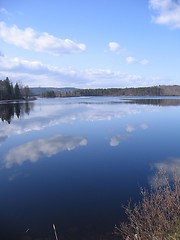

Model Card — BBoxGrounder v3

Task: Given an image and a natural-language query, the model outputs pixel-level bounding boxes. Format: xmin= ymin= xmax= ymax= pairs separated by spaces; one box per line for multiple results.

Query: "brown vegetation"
xmin=114 ymin=170 xmax=180 ymax=240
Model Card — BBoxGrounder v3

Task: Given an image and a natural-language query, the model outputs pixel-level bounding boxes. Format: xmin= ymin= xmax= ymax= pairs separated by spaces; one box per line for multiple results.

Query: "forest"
xmin=2 ymin=77 xmax=180 ymax=99
xmin=40 ymin=85 xmax=180 ymax=98
xmin=0 ymin=77 xmax=31 ymax=101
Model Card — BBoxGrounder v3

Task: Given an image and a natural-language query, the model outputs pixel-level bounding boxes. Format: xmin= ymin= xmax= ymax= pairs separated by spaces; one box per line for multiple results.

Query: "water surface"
xmin=0 ymin=97 xmax=180 ymax=240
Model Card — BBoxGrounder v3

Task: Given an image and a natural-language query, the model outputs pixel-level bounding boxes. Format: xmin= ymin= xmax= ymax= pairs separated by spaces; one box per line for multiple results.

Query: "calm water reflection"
xmin=0 ymin=97 xmax=180 ymax=240
xmin=0 ymin=101 xmax=34 ymax=124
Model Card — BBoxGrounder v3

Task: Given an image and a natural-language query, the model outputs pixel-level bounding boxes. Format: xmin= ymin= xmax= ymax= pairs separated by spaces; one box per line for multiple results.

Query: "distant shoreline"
xmin=32 ymin=85 xmax=180 ymax=98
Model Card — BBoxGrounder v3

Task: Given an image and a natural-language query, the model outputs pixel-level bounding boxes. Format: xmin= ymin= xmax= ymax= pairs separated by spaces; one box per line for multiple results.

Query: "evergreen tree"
xmin=0 ymin=77 xmax=31 ymax=100
xmin=14 ymin=83 xmax=21 ymax=99
xmin=4 ymin=77 xmax=12 ymax=99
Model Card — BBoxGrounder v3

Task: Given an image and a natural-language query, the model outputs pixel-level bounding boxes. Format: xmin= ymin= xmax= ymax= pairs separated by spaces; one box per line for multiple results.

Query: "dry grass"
xmin=114 ymin=170 xmax=180 ymax=240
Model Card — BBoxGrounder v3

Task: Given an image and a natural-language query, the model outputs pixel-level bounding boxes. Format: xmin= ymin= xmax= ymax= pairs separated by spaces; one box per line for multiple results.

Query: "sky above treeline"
xmin=0 ymin=0 xmax=180 ymax=88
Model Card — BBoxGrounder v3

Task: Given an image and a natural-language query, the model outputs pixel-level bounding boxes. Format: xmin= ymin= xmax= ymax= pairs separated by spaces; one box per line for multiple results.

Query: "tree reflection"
xmin=0 ymin=102 xmax=34 ymax=124
xmin=126 ymin=98 xmax=180 ymax=106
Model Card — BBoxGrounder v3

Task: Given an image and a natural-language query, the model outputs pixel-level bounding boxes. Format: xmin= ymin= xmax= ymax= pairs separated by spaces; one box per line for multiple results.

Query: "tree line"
xmin=0 ymin=77 xmax=31 ymax=101
xmin=41 ymin=90 xmax=56 ymax=98
xmin=41 ymin=86 xmax=161 ymax=98
xmin=41 ymin=85 xmax=180 ymax=98
xmin=71 ymin=86 xmax=161 ymax=97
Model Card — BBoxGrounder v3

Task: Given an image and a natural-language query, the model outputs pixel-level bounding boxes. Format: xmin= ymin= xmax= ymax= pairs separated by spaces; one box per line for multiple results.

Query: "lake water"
xmin=0 ymin=97 xmax=180 ymax=240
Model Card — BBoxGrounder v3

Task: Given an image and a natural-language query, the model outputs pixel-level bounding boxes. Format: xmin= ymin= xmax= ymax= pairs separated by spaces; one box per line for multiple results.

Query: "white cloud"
xmin=140 ymin=59 xmax=149 ymax=65
xmin=149 ymin=0 xmax=180 ymax=28
xmin=126 ymin=56 xmax=149 ymax=65
xmin=0 ymin=56 xmax=45 ymax=71
xmin=0 ymin=54 xmax=165 ymax=88
xmin=108 ymin=42 xmax=148 ymax=66
xmin=4 ymin=135 xmax=87 ymax=168
xmin=126 ymin=56 xmax=136 ymax=64
xmin=0 ymin=21 xmax=86 ymax=55
xmin=108 ymin=41 xmax=121 ymax=53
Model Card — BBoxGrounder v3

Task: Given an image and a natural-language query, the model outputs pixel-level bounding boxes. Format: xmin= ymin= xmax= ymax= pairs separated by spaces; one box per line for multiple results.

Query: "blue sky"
xmin=0 ymin=0 xmax=180 ymax=88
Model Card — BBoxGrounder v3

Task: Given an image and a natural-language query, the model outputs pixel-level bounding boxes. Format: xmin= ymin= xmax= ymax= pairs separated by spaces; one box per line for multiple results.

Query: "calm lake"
xmin=0 ymin=97 xmax=180 ymax=240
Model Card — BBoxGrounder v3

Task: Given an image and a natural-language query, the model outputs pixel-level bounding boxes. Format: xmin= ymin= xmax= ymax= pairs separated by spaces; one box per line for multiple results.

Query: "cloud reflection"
xmin=150 ymin=157 xmax=180 ymax=189
xmin=126 ymin=124 xmax=136 ymax=133
xmin=153 ymin=157 xmax=180 ymax=176
xmin=0 ymin=100 xmax=151 ymax=145
xmin=4 ymin=135 xmax=87 ymax=168
xmin=110 ymin=135 xmax=121 ymax=147
xmin=140 ymin=123 xmax=148 ymax=129
xmin=109 ymin=123 xmax=149 ymax=147
xmin=126 ymin=123 xmax=149 ymax=133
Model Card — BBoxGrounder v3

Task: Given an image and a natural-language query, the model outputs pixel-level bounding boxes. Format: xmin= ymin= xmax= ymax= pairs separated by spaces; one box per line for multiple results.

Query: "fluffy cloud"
xmin=0 ymin=21 xmax=86 ymax=55
xmin=126 ymin=56 xmax=136 ymax=64
xmin=4 ymin=135 xmax=87 ymax=168
xmin=126 ymin=56 xmax=149 ymax=65
xmin=149 ymin=0 xmax=180 ymax=28
xmin=0 ymin=56 xmax=46 ymax=72
xmin=0 ymin=54 xmax=162 ymax=88
xmin=140 ymin=59 xmax=149 ymax=65
xmin=108 ymin=41 xmax=121 ymax=53
xmin=108 ymin=42 xmax=148 ymax=65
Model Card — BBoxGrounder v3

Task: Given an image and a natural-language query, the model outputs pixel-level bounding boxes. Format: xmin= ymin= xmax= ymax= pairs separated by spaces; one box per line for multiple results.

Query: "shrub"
xmin=114 ymin=170 xmax=180 ymax=240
